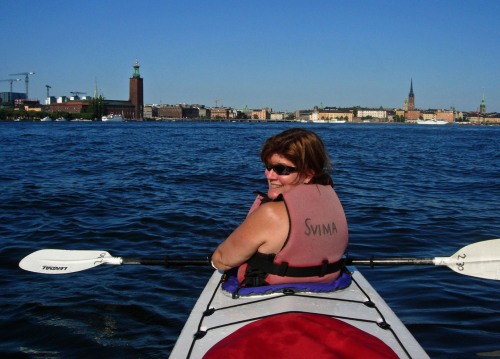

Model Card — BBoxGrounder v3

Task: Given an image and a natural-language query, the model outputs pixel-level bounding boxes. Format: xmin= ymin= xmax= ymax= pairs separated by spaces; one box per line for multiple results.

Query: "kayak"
xmin=169 ymin=267 xmax=429 ymax=358
xmin=19 ymin=239 xmax=498 ymax=357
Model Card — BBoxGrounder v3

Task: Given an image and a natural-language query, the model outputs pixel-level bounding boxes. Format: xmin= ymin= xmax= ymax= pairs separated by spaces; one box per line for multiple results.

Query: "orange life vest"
xmin=237 ymin=184 xmax=348 ymax=285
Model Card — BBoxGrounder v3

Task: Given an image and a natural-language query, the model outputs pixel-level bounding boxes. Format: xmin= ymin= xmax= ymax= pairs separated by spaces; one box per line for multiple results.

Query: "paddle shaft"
xmin=120 ymin=257 xmax=435 ymax=267
xmin=347 ymin=257 xmax=435 ymax=267
xmin=121 ymin=257 xmax=210 ymax=266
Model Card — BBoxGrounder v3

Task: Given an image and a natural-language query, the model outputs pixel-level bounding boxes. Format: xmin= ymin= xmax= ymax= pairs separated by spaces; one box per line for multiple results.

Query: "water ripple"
xmin=0 ymin=122 xmax=498 ymax=358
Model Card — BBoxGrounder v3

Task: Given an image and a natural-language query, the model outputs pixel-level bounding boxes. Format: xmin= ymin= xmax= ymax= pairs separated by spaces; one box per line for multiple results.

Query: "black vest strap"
xmin=247 ymin=252 xmax=345 ymax=278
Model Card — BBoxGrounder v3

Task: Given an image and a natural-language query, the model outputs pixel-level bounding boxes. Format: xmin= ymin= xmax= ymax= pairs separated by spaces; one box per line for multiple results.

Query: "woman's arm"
xmin=211 ymin=202 xmax=288 ymax=271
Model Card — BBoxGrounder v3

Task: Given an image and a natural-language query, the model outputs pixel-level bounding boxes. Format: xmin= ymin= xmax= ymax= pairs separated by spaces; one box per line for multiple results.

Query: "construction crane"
xmin=0 ymin=78 xmax=21 ymax=92
xmin=70 ymin=91 xmax=87 ymax=99
xmin=45 ymin=85 xmax=52 ymax=98
xmin=8 ymin=72 xmax=35 ymax=98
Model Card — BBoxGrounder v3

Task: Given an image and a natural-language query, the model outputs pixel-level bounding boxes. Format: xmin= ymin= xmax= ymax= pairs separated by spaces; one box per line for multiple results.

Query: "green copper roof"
xmin=132 ymin=60 xmax=140 ymax=78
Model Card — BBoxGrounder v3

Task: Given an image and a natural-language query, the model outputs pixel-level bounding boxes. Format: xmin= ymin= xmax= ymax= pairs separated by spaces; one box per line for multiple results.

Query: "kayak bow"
xmin=169 ymin=268 xmax=430 ymax=358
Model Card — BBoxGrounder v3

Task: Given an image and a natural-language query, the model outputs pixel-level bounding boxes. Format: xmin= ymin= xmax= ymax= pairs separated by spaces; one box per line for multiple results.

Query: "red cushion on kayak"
xmin=203 ymin=312 xmax=399 ymax=359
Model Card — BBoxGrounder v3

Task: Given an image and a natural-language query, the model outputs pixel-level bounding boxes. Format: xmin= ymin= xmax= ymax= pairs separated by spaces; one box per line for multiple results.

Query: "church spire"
xmin=93 ymin=78 xmax=98 ymax=98
xmin=407 ymin=79 xmax=415 ymax=111
xmin=480 ymin=89 xmax=486 ymax=114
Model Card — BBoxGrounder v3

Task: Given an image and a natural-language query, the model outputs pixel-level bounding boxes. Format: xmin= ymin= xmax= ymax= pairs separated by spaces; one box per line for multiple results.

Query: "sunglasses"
xmin=265 ymin=164 xmax=297 ymax=175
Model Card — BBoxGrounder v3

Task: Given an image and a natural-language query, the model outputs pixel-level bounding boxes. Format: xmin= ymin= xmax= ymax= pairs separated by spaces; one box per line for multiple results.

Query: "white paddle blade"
xmin=19 ymin=249 xmax=121 ymax=274
xmin=434 ymin=238 xmax=500 ymax=280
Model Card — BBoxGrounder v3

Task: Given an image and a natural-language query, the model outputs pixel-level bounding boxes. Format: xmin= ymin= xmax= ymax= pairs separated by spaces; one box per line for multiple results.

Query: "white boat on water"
xmin=55 ymin=117 xmax=68 ymax=122
xmin=73 ymin=118 xmax=93 ymax=122
xmin=311 ymin=119 xmax=346 ymax=124
xmin=40 ymin=116 xmax=52 ymax=122
xmin=102 ymin=114 xmax=124 ymax=122
xmin=417 ymin=119 xmax=448 ymax=125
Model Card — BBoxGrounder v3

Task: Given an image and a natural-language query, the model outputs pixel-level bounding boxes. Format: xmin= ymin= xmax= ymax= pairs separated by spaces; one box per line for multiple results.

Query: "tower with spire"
xmin=129 ymin=60 xmax=144 ymax=120
xmin=407 ymin=79 xmax=415 ymax=111
xmin=479 ymin=91 xmax=486 ymax=114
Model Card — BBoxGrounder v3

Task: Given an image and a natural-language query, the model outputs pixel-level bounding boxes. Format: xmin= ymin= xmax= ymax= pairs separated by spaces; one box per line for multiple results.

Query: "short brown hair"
xmin=260 ymin=128 xmax=333 ymax=186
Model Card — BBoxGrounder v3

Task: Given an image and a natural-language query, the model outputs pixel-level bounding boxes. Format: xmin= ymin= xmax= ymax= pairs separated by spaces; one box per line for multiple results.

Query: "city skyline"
xmin=2 ymin=1 xmax=499 ymax=113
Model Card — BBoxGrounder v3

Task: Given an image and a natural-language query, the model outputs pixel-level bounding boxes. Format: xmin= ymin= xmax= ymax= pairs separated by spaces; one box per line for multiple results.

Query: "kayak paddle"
xmin=19 ymin=238 xmax=499 ymax=280
xmin=346 ymin=238 xmax=500 ymax=280
xmin=18 ymin=249 xmax=210 ymax=274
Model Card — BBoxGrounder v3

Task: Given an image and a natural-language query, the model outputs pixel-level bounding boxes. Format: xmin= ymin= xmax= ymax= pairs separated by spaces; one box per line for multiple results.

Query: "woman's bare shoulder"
xmin=250 ymin=200 xmax=287 ymax=221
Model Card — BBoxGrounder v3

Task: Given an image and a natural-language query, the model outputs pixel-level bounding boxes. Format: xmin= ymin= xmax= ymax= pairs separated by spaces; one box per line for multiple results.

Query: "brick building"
xmin=47 ymin=60 xmax=143 ymax=120
xmin=129 ymin=60 xmax=143 ymax=119
xmin=436 ymin=109 xmax=455 ymax=122
xmin=158 ymin=105 xmax=199 ymax=119
xmin=49 ymin=101 xmax=89 ymax=114
xmin=210 ymin=107 xmax=229 ymax=119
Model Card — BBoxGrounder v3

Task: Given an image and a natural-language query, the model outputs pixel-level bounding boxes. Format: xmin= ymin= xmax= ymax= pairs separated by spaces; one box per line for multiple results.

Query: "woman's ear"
xmin=303 ymin=171 xmax=315 ymax=184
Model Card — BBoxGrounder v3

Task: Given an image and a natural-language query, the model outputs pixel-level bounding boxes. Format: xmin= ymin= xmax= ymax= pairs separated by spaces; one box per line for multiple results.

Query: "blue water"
xmin=1 ymin=121 xmax=499 ymax=358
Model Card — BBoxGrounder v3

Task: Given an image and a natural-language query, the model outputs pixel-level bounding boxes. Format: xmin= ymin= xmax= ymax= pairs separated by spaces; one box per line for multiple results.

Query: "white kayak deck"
xmin=170 ymin=267 xmax=429 ymax=358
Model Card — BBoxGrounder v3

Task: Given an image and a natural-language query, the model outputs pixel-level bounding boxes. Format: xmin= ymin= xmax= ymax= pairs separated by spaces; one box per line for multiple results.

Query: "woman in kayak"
xmin=211 ymin=128 xmax=348 ymax=286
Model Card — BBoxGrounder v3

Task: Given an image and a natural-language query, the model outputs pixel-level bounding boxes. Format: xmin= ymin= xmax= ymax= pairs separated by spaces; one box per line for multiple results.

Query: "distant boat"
xmin=417 ymin=119 xmax=448 ymax=125
xmin=102 ymin=114 xmax=124 ymax=122
xmin=40 ymin=116 xmax=52 ymax=122
xmin=312 ymin=118 xmax=346 ymax=124
xmin=55 ymin=117 xmax=68 ymax=122
xmin=73 ymin=118 xmax=92 ymax=122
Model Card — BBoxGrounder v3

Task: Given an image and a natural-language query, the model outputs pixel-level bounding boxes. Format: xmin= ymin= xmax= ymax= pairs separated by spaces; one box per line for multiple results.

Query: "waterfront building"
xmin=47 ymin=60 xmax=141 ymax=120
xmin=468 ymin=113 xmax=500 ymax=124
xmin=436 ymin=109 xmax=455 ymax=122
xmin=0 ymin=92 xmax=26 ymax=104
xmin=315 ymin=108 xmax=354 ymax=122
xmin=405 ymin=110 xmax=421 ymax=122
xmin=158 ymin=104 xmax=199 ymax=119
xmin=228 ymin=109 xmax=240 ymax=119
xmin=49 ymin=99 xmax=135 ymax=118
xmin=295 ymin=110 xmax=312 ymax=121
xmin=210 ymin=107 xmax=229 ymax=119
xmin=158 ymin=105 xmax=182 ymax=119
xmin=50 ymin=101 xmax=89 ymax=113
xmin=357 ymin=109 xmax=387 ymax=119
xmin=103 ymin=100 xmax=135 ymax=118
xmin=386 ymin=109 xmax=397 ymax=121
xmin=198 ymin=107 xmax=208 ymax=118
xmin=143 ymin=105 xmax=157 ymax=119
xmin=14 ymin=98 xmax=40 ymax=108
xmin=45 ymin=96 xmax=56 ymax=105
xmin=251 ymin=108 xmax=269 ymax=120
xmin=270 ymin=112 xmax=287 ymax=121
xmin=239 ymin=105 xmax=252 ymax=118
xmin=421 ymin=110 xmax=436 ymax=121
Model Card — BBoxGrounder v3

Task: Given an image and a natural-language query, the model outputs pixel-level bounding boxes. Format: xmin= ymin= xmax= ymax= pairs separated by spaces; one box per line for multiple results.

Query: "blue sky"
xmin=2 ymin=0 xmax=499 ymax=112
